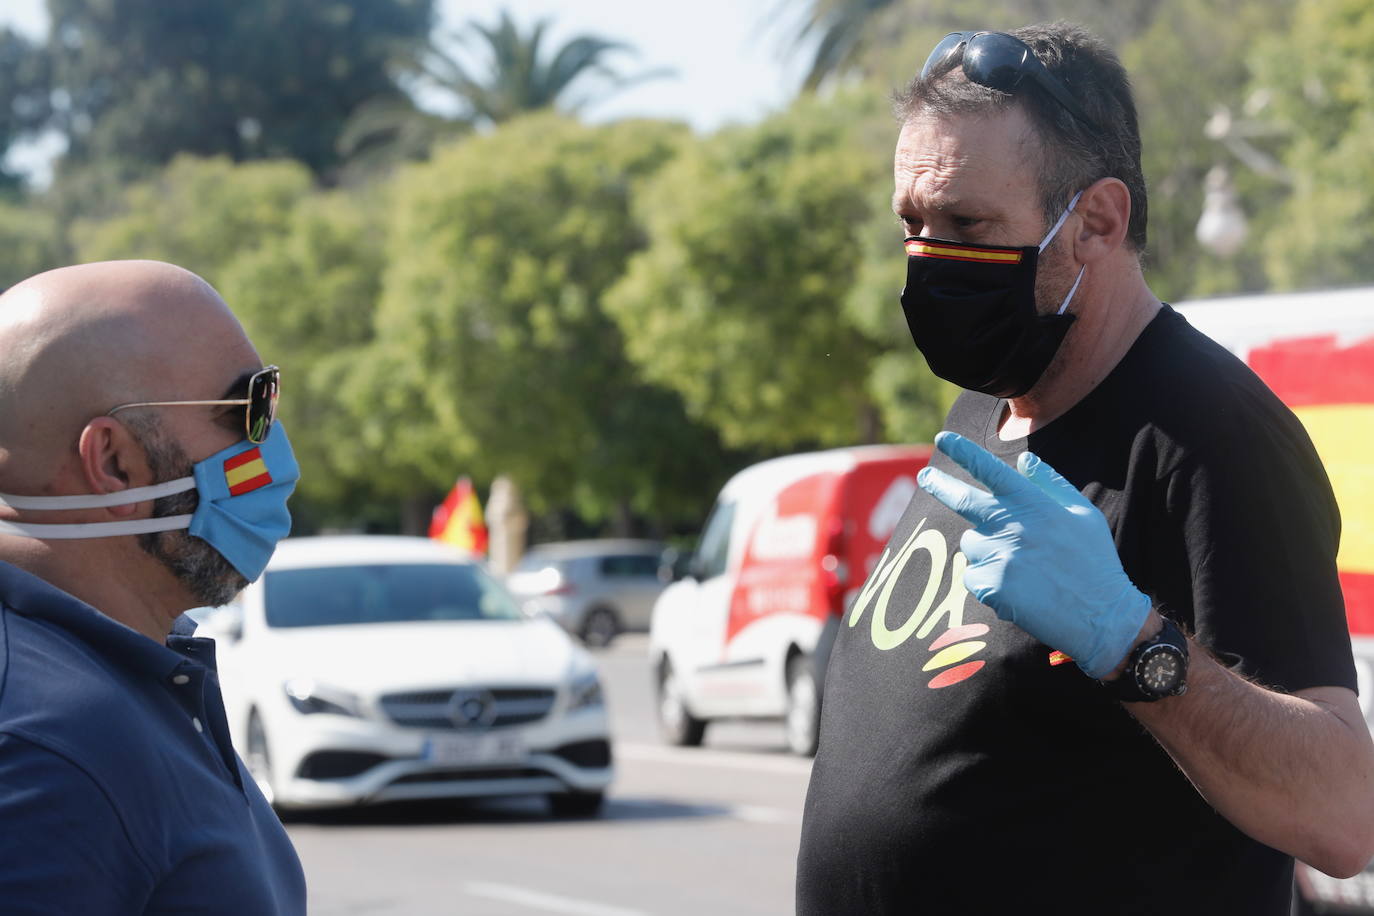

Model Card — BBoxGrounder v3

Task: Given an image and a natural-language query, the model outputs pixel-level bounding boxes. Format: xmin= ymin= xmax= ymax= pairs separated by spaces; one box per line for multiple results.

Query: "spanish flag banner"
xmin=429 ymin=476 xmax=489 ymax=555
xmin=224 ymin=447 xmax=272 ymax=497
xmin=1249 ymin=333 xmax=1374 ymax=634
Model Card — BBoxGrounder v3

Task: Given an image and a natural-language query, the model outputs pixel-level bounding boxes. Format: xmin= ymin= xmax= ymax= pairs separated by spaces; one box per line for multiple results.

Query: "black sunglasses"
xmin=921 ymin=31 xmax=1098 ymax=131
xmin=108 ymin=365 xmax=281 ymax=445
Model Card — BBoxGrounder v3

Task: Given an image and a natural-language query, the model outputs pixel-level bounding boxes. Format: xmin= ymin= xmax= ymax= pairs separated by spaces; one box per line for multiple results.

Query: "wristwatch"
xmin=1106 ymin=617 xmax=1189 ymax=702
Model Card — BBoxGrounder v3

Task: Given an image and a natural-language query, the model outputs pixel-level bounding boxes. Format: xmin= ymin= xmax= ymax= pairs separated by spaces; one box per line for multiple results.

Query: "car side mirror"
xmin=659 ymin=548 xmax=696 ymax=583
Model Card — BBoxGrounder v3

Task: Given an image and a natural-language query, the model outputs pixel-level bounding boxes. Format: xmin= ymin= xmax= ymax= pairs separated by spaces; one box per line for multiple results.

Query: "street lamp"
xmin=1195 ymin=166 xmax=1247 ymax=259
xmin=1195 ymin=94 xmax=1291 ymax=258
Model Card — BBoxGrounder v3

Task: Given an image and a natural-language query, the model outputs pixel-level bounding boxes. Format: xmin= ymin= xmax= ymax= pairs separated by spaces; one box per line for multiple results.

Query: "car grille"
xmin=378 ymin=687 xmax=557 ymax=730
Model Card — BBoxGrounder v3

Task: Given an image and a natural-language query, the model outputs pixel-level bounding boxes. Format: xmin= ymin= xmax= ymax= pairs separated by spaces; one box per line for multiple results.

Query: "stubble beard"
xmin=132 ymin=422 xmax=248 ymax=608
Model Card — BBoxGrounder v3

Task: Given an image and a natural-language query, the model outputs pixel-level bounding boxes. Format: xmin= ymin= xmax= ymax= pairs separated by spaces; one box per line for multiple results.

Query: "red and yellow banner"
xmin=1249 ymin=334 xmax=1374 ymax=634
xmin=429 ymin=476 xmax=488 ymax=555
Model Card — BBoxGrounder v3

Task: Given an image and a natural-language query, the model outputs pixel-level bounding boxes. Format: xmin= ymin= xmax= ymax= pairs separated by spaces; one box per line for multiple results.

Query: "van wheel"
xmin=784 ymin=655 xmax=820 ymax=757
xmin=246 ymin=710 xmax=276 ymax=805
xmin=657 ymin=662 xmax=707 ymax=747
xmin=581 ymin=607 xmax=619 ymax=648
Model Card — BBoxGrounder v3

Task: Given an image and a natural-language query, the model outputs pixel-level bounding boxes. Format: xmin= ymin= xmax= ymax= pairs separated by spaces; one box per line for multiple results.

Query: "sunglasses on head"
xmin=107 ymin=365 xmax=281 ymax=445
xmin=921 ymin=31 xmax=1098 ymax=131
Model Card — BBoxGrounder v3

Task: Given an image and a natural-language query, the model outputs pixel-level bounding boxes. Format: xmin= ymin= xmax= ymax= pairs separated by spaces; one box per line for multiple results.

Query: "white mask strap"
xmin=1038 ymin=189 xmax=1085 ymax=251
xmin=0 ymin=476 xmax=195 ymax=511
xmin=0 ymin=514 xmax=193 ymax=540
xmin=1057 ymin=264 xmax=1087 ymax=316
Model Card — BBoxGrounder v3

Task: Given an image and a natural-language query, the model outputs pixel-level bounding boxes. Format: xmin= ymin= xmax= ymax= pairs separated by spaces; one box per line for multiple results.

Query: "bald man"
xmin=0 ymin=262 xmax=306 ymax=913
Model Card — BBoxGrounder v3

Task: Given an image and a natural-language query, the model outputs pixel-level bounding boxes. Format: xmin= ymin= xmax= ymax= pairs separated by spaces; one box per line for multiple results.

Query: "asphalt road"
xmin=285 ymin=634 xmax=811 ymax=916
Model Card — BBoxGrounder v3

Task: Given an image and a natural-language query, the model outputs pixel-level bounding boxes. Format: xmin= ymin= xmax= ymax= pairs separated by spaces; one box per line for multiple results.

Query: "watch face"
xmin=1139 ymin=646 xmax=1185 ymax=695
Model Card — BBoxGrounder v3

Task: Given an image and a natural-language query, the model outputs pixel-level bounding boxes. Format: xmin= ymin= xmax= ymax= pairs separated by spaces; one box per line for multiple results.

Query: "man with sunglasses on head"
xmin=797 ymin=22 xmax=1374 ymax=915
xmin=0 ymin=260 xmax=305 ymax=913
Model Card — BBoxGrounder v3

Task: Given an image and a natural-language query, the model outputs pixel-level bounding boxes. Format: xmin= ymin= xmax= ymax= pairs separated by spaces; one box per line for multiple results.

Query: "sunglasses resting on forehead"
xmin=921 ymin=30 xmax=1098 ymax=131
xmin=107 ymin=364 xmax=281 ymax=444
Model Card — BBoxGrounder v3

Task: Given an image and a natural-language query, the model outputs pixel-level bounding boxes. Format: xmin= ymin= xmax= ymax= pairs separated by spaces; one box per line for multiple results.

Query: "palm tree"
xmin=425 ymin=10 xmax=670 ymax=125
xmin=791 ymin=0 xmax=904 ymax=91
xmin=336 ymin=10 xmax=668 ymax=177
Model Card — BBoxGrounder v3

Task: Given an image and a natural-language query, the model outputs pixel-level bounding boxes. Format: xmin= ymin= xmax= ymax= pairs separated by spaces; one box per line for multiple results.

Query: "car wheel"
xmin=784 ymin=654 xmax=820 ymax=757
xmin=657 ymin=661 xmax=707 ymax=747
xmin=581 ymin=607 xmax=619 ymax=648
xmin=548 ymin=791 xmax=605 ymax=818
xmin=246 ymin=710 xmax=276 ymax=806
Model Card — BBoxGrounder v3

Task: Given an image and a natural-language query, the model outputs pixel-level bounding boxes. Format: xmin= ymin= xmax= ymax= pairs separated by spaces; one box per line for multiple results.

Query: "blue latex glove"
xmin=916 ymin=431 xmax=1150 ymax=679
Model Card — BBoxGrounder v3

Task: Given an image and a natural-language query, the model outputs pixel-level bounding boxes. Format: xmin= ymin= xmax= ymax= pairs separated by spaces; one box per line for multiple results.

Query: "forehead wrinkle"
xmin=895 ymin=108 xmax=1045 ymax=220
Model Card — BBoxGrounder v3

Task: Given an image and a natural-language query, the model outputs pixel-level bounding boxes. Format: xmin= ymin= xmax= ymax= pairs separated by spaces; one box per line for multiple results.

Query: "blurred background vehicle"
xmin=504 ymin=539 xmax=668 ymax=648
xmin=1176 ymin=287 xmax=1374 ymax=916
xmin=650 ymin=445 xmax=931 ymax=756
xmin=196 ymin=535 xmax=613 ymax=817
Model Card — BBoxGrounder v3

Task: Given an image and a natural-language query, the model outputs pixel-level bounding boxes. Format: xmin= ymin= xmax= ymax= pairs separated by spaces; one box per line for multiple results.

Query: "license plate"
xmin=423 ymin=732 xmax=525 ymax=765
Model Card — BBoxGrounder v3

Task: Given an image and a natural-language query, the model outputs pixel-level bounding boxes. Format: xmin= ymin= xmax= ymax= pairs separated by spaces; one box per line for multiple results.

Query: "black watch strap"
xmin=1105 ymin=617 xmax=1189 ymax=702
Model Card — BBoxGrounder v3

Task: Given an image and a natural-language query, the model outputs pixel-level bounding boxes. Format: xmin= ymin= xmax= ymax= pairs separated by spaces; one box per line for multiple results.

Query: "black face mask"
xmin=899 ymin=194 xmax=1084 ymax=398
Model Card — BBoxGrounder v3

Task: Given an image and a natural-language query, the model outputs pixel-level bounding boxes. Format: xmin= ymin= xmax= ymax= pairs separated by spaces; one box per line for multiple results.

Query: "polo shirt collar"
xmin=0 ymin=561 xmax=210 ymax=681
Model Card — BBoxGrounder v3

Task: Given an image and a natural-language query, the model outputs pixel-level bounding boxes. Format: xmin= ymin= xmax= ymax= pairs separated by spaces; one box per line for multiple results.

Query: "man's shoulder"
xmin=0 ymin=603 xmax=172 ymax=777
xmin=1111 ymin=306 xmax=1312 ymax=455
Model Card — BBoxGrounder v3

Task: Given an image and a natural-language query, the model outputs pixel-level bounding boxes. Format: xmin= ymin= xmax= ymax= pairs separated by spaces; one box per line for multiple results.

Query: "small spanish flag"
xmin=429 ymin=476 xmax=489 ymax=555
xmin=1048 ymin=650 xmax=1073 ymax=667
xmin=224 ymin=447 xmax=273 ymax=496
xmin=904 ymin=239 xmax=1024 ymax=264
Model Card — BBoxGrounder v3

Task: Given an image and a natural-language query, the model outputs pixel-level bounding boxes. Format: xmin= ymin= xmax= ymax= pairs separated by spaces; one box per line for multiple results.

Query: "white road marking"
xmin=614 ymin=742 xmax=814 ymax=775
xmin=465 ymin=882 xmax=647 ymax=916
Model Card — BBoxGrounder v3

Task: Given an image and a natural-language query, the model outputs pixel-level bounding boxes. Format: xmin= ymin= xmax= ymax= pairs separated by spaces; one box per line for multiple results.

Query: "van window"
xmin=695 ymin=501 xmax=736 ymax=580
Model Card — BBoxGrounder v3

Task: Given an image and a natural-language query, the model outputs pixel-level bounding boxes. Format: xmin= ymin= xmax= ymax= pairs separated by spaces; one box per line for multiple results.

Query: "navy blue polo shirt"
xmin=0 ymin=562 xmax=306 ymax=914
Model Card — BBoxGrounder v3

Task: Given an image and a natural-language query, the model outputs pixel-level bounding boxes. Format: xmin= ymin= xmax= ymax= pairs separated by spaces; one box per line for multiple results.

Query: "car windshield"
xmin=264 ymin=563 xmax=524 ymax=628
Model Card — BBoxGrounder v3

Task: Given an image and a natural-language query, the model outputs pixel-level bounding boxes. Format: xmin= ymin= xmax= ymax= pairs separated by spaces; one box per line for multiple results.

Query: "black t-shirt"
xmin=796 ymin=306 xmax=1355 ymax=915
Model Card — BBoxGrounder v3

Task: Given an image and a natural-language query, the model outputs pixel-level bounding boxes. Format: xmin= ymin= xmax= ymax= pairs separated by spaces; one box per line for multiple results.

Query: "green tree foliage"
xmin=43 ymin=0 xmax=434 ymax=177
xmin=1248 ymin=0 xmax=1374 ymax=289
xmin=0 ymin=27 xmax=51 ymax=192
xmin=0 ymin=200 xmax=62 ymax=289
xmin=605 ymin=92 xmax=904 ymax=451
xmin=71 ymin=156 xmax=313 ymax=277
xmin=1121 ymin=0 xmax=1292 ymax=300
xmin=361 ymin=115 xmax=732 ymax=523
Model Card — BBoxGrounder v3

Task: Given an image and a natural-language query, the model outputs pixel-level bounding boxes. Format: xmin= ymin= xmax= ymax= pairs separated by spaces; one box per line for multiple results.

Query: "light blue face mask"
xmin=0 ymin=424 xmax=299 ymax=582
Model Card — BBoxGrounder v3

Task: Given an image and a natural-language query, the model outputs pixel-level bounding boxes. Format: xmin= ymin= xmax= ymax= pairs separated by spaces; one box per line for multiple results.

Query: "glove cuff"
xmin=1077 ymin=586 xmax=1152 ymax=679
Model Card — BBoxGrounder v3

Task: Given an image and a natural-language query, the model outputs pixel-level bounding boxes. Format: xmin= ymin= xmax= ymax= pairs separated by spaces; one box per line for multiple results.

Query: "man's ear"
xmin=1072 ymin=176 xmax=1131 ymax=264
xmin=77 ymin=418 xmax=155 ymax=518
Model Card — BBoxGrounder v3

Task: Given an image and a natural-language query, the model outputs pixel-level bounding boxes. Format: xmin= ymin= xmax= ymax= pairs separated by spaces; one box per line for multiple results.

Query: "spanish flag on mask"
xmin=429 ymin=476 xmax=489 ymax=555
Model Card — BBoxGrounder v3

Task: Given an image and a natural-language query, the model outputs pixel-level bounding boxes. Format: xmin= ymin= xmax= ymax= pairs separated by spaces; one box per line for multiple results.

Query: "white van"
xmin=649 ymin=445 xmax=931 ymax=755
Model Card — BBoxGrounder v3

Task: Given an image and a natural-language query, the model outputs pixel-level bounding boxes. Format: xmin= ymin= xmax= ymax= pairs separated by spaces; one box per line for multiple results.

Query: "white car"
xmin=196 ymin=536 xmax=613 ymax=815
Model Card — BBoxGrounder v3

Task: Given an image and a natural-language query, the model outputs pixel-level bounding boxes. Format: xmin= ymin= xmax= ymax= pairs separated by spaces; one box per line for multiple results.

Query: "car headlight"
xmin=283 ymin=678 xmax=362 ymax=717
xmin=566 ymin=671 xmax=604 ymax=713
